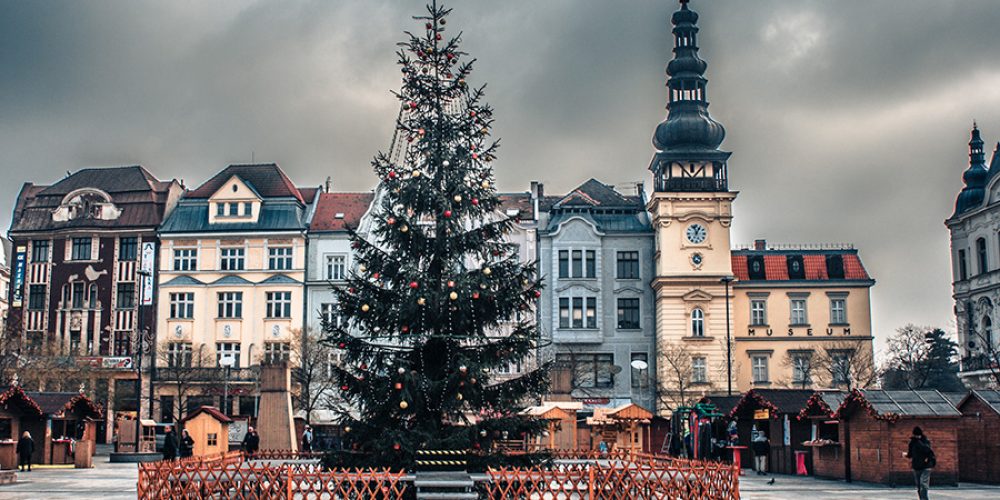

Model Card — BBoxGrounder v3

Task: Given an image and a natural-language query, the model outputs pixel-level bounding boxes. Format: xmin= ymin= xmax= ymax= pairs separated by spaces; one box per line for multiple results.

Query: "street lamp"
xmin=220 ymin=354 xmax=236 ymax=416
xmin=721 ymin=276 xmax=734 ymax=396
xmin=133 ymin=268 xmax=154 ymax=452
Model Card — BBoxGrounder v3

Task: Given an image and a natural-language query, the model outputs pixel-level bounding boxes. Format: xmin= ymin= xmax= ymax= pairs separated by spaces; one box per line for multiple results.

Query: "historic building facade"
xmin=539 ymin=179 xmax=657 ymax=411
xmin=153 ymin=164 xmax=318 ymax=421
xmin=947 ymin=125 xmax=1000 ymax=388
xmin=6 ymin=166 xmax=182 ymax=440
xmin=648 ymin=1 xmax=876 ymax=413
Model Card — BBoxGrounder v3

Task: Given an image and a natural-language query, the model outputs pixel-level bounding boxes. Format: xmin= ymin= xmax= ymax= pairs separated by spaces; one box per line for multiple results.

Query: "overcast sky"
xmin=2 ymin=0 xmax=999 ymax=355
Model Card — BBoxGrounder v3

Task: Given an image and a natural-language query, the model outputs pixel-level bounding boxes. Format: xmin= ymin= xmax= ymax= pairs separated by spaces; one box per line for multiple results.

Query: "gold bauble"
xmin=481 ymin=180 xmax=490 ymax=189
xmin=411 ymin=170 xmax=422 ymax=178
xmin=456 ymin=393 xmax=464 ymax=401
xmin=483 ymin=267 xmax=492 ymax=276
xmin=399 ymin=401 xmax=409 ymax=409
xmin=361 ymin=304 xmax=370 ymax=312
xmin=454 ymin=195 xmax=462 ymax=202
xmin=400 ymin=225 xmax=409 ymax=233
xmin=417 ymin=297 xmax=426 ymax=306
xmin=449 ymin=291 xmax=458 ymax=300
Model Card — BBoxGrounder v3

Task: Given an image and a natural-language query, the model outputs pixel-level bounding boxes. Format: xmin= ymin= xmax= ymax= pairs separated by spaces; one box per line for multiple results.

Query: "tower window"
xmin=977 ymin=237 xmax=988 ymax=274
xmin=959 ymin=249 xmax=968 ymax=280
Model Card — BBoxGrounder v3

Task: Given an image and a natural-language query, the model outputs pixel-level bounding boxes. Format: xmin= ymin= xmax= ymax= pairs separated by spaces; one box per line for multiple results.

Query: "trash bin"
xmin=794 ymin=450 xmax=808 ymax=475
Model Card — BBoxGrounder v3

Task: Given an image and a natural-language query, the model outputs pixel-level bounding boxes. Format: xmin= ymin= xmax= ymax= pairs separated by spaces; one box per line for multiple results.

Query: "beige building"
xmin=153 ymin=164 xmax=318 ymax=422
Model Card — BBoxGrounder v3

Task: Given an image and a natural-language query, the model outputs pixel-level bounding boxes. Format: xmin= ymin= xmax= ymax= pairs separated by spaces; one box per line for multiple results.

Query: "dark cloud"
xmin=2 ymin=0 xmax=998 ymax=351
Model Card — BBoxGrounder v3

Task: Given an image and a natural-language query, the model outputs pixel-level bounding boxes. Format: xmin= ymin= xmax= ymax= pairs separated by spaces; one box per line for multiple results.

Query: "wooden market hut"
xmin=726 ymin=389 xmax=814 ymax=475
xmin=585 ymin=403 xmax=654 ymax=453
xmin=953 ymin=390 xmax=1000 ymax=484
xmin=797 ymin=390 xmax=848 ymax=479
xmin=24 ymin=392 xmax=102 ymax=465
xmin=0 ymin=386 xmax=43 ymax=469
xmin=831 ymin=390 xmax=960 ymax=486
xmin=181 ymin=406 xmax=232 ymax=457
xmin=523 ymin=402 xmax=581 ymax=451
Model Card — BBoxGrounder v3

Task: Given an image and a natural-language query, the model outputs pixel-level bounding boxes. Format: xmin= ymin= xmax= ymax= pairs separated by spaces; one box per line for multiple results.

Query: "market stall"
xmin=523 ymin=402 xmax=581 ymax=451
xmin=953 ymin=390 xmax=1000 ymax=484
xmin=0 ymin=386 xmax=43 ymax=469
xmin=25 ymin=392 xmax=102 ymax=465
xmin=798 ymin=391 xmax=848 ymax=479
xmin=726 ymin=389 xmax=815 ymax=475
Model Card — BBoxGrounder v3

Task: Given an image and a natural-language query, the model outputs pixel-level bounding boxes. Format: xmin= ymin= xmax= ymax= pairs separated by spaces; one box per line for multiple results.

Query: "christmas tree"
xmin=323 ymin=2 xmax=549 ymax=471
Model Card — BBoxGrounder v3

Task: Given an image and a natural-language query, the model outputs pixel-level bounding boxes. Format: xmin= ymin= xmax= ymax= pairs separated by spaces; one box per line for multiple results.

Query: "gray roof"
xmin=161 ymin=276 xmax=205 ymax=287
xmin=159 ymin=201 xmax=307 ymax=234
xmin=856 ymin=390 xmax=960 ymax=418
xmin=966 ymin=390 xmax=1000 ymax=414
xmin=210 ymin=275 xmax=253 ymax=286
xmin=258 ymin=274 xmax=301 ymax=285
xmin=545 ymin=211 xmax=651 ymax=234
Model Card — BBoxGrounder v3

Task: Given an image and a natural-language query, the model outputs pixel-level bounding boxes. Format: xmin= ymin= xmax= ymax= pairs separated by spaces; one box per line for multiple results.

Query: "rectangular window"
xmin=266 ymin=291 xmax=292 ymax=318
xmin=567 ymin=353 xmax=615 ymax=389
xmin=830 ymin=298 xmax=847 ymax=324
xmin=216 ymin=203 xmax=225 ymax=216
xmin=559 ymin=250 xmax=569 ymax=278
xmin=326 ymin=255 xmax=346 ymax=280
xmin=617 ymin=298 xmax=640 ymax=329
xmin=119 ymin=237 xmax=138 ymax=261
xmin=959 ymin=249 xmax=968 ymax=280
xmin=978 ymin=238 xmax=989 ymax=274
xmin=216 ymin=342 xmax=241 ymax=367
xmin=160 ymin=395 xmax=175 ymax=423
xmin=832 ymin=352 xmax=851 ymax=385
xmin=264 ymin=342 xmax=291 ymax=364
xmin=268 ymin=247 xmax=293 ymax=270
xmin=228 ymin=203 xmax=238 ymax=216
xmin=321 ymin=303 xmax=342 ymax=328
xmin=31 ymin=240 xmax=50 ymax=262
xmin=170 ymin=292 xmax=194 ymax=319
xmin=72 ymin=282 xmax=85 ymax=309
xmin=167 ymin=343 xmax=193 ymax=368
xmin=790 ymin=299 xmax=808 ymax=325
xmin=220 ymin=247 xmax=245 ymax=271
xmin=217 ymin=292 xmax=243 ymax=318
xmin=70 ymin=331 xmax=81 ymax=353
xmin=116 ymin=283 xmax=135 ymax=309
xmin=113 ymin=331 xmax=132 ymax=356
xmin=792 ymin=354 xmax=811 ymax=385
xmin=243 ymin=202 xmax=253 ymax=216
xmin=571 ymin=250 xmax=583 ymax=277
xmin=750 ymin=299 xmax=767 ymax=326
xmin=631 ymin=352 xmax=649 ymax=388
xmin=585 ymin=250 xmax=596 ymax=278
xmin=559 ymin=298 xmax=570 ymax=328
xmin=71 ymin=237 xmax=92 ymax=260
xmin=207 ymin=433 xmax=218 ymax=447
xmin=586 ymin=297 xmax=597 ymax=328
xmin=751 ymin=355 xmax=769 ymax=383
xmin=173 ymin=248 xmax=197 ymax=271
xmin=617 ymin=251 xmax=639 ymax=279
xmin=572 ymin=297 xmax=584 ymax=328
xmin=28 ymin=285 xmax=46 ymax=310
xmin=692 ymin=357 xmax=707 ymax=383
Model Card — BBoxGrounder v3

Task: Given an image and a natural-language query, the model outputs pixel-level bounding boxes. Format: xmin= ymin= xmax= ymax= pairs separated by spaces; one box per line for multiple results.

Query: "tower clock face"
xmin=686 ymin=224 xmax=707 ymax=244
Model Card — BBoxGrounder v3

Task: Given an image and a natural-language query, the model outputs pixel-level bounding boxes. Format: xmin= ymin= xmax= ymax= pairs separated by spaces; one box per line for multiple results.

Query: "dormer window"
xmin=228 ymin=203 xmax=238 ymax=216
xmin=53 ymin=188 xmax=121 ymax=222
xmin=243 ymin=202 xmax=253 ymax=216
xmin=216 ymin=203 xmax=225 ymax=216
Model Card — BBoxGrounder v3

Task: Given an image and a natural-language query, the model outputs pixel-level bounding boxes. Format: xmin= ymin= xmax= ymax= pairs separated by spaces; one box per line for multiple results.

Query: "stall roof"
xmin=25 ymin=392 xmax=103 ymax=418
xmin=959 ymin=390 xmax=1000 ymax=415
xmin=730 ymin=389 xmax=814 ymax=418
xmin=842 ymin=390 xmax=960 ymax=419
xmin=0 ymin=386 xmax=43 ymax=418
xmin=941 ymin=391 xmax=969 ymax=408
xmin=182 ymin=406 xmax=233 ymax=424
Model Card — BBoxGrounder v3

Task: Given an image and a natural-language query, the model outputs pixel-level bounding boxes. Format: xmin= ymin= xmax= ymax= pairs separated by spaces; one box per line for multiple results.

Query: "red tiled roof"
xmin=498 ymin=192 xmax=533 ymax=220
xmin=186 ymin=164 xmax=303 ymax=202
xmin=182 ymin=405 xmax=233 ymax=424
xmin=763 ymin=255 xmax=789 ymax=280
xmin=732 ymin=254 xmax=749 ymax=281
xmin=803 ymin=255 xmax=829 ymax=280
xmin=310 ymin=192 xmax=374 ymax=231
xmin=299 ymin=186 xmax=320 ymax=204
xmin=843 ymin=254 xmax=870 ymax=280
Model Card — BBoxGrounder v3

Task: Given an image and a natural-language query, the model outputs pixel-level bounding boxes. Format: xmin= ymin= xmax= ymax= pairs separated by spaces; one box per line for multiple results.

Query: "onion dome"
xmin=954 ymin=124 xmax=989 ymax=216
xmin=653 ymin=0 xmax=726 ymax=152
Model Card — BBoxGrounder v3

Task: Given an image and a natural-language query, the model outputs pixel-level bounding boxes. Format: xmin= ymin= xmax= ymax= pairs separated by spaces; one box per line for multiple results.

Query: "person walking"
xmin=241 ymin=426 xmax=260 ymax=459
xmin=16 ymin=431 xmax=34 ymax=472
xmin=179 ymin=429 xmax=195 ymax=459
xmin=752 ymin=430 xmax=770 ymax=475
xmin=905 ymin=426 xmax=935 ymax=500
xmin=301 ymin=425 xmax=313 ymax=453
xmin=162 ymin=425 xmax=179 ymax=461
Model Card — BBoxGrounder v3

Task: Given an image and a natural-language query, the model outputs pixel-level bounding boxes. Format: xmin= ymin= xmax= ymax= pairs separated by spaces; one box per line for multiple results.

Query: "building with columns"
xmin=648 ymin=0 xmax=875 ymax=413
xmin=947 ymin=125 xmax=1000 ymax=388
xmin=153 ymin=164 xmax=318 ymax=421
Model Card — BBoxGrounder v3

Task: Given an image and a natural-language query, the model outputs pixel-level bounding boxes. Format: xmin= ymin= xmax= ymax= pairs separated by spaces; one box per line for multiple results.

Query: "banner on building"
xmin=11 ymin=246 xmax=26 ymax=307
xmin=140 ymin=242 xmax=155 ymax=306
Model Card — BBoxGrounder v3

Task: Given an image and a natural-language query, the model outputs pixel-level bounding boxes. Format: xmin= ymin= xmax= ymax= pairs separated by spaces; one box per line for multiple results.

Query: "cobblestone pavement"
xmin=740 ymin=472 xmax=1000 ymax=499
xmin=0 ymin=458 xmax=136 ymax=500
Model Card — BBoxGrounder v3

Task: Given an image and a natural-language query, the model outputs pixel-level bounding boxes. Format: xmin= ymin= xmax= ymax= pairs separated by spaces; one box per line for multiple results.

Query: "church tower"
xmin=648 ymin=0 xmax=736 ymax=413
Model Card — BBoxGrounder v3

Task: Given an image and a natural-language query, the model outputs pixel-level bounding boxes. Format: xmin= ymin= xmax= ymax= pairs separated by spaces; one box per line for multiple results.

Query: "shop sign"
xmin=754 ymin=409 xmax=770 ymax=420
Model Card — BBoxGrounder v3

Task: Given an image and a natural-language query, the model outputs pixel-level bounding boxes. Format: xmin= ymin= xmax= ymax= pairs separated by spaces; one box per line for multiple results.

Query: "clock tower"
xmin=648 ymin=0 xmax=737 ymax=413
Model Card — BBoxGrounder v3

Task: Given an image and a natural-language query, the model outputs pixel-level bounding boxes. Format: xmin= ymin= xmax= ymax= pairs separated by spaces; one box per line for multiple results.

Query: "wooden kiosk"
xmin=727 ymin=389 xmax=815 ymax=475
xmin=953 ymin=390 xmax=1000 ymax=484
xmin=0 ymin=386 xmax=43 ymax=470
xmin=585 ymin=403 xmax=654 ymax=453
xmin=523 ymin=402 xmax=581 ymax=451
xmin=22 ymin=392 xmax=102 ymax=465
xmin=182 ymin=406 xmax=232 ymax=457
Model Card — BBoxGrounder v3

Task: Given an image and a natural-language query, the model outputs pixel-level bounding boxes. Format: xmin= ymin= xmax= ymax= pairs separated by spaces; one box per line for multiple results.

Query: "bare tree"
xmin=968 ymin=322 xmax=1000 ymax=388
xmin=656 ymin=341 xmax=710 ymax=413
xmin=881 ymin=325 xmax=934 ymax=389
xmin=778 ymin=351 xmax=815 ymax=390
xmin=812 ymin=340 xmax=880 ymax=390
xmin=292 ymin=327 xmax=341 ymax=426
xmin=155 ymin=341 xmax=220 ymax=422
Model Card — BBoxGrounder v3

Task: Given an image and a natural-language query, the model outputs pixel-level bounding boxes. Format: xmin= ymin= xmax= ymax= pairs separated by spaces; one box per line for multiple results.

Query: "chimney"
xmin=530 ymin=181 xmax=543 ymax=220
xmin=754 ymin=239 xmax=767 ymax=251
xmin=324 ymin=176 xmax=332 ymax=193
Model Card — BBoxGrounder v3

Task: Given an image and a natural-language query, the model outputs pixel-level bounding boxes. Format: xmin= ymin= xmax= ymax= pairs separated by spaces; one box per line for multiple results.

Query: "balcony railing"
xmin=655 ymin=177 xmax=727 ymax=192
xmin=156 ymin=366 xmax=260 ymax=382
xmin=961 ymin=354 xmax=998 ymax=373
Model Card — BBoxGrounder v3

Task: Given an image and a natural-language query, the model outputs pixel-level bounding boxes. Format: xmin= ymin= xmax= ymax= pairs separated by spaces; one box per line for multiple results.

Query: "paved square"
xmin=740 ymin=472 xmax=1000 ymax=499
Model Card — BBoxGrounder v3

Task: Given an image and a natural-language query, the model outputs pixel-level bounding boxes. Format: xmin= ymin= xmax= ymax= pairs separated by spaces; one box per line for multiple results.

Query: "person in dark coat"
xmin=301 ymin=425 xmax=313 ymax=453
xmin=162 ymin=425 xmax=179 ymax=461
xmin=751 ymin=429 xmax=770 ymax=475
xmin=905 ymin=426 xmax=935 ymax=500
xmin=241 ymin=426 xmax=260 ymax=458
xmin=16 ymin=431 xmax=34 ymax=472
xmin=179 ymin=429 xmax=195 ymax=458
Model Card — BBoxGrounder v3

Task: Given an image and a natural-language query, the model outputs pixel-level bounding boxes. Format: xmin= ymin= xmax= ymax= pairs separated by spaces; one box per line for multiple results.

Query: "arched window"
xmin=691 ymin=308 xmax=705 ymax=337
xmin=978 ymin=237 xmax=989 ymax=274
xmin=88 ymin=284 xmax=99 ymax=308
xmin=983 ymin=316 xmax=994 ymax=348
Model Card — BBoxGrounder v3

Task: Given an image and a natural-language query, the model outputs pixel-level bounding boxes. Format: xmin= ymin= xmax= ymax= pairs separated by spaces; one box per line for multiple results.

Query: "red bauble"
xmin=471 ymin=153 xmax=478 ymax=160
xmin=418 ymin=128 xmax=426 ymax=135
xmin=446 ymin=53 xmax=454 ymax=60
xmin=348 ymin=287 xmax=356 ymax=294
xmin=425 ymin=22 xmax=432 ymax=29
xmin=471 ymin=198 xmax=479 ymax=206
xmin=341 ymin=385 xmax=349 ymax=391
xmin=472 ymin=292 xmax=480 ymax=299
xmin=401 ymin=325 xmax=410 ymax=333
xmin=372 ymin=273 xmax=380 ymax=280
xmin=473 ymin=443 xmax=481 ymax=449
xmin=394 ymin=382 xmax=403 ymax=390
xmin=470 ymin=110 xmax=477 ymax=117
xmin=393 ymin=443 xmax=401 ymax=451
xmin=447 ymin=280 xmax=455 ymax=288
xmin=409 ymin=101 xmax=417 ymax=109
xmin=409 ymin=281 xmax=419 ymax=289
xmin=338 ymin=342 xmax=346 ymax=349
xmin=388 ymin=170 xmax=397 ymax=179
xmin=443 ymin=210 xmax=452 ymax=218
xmin=387 ymin=217 xmax=396 ymax=225
xmin=435 ymin=33 xmax=442 ymax=40
xmin=360 ymin=363 xmax=368 ymax=371
xmin=534 ymin=290 xmax=542 ymax=298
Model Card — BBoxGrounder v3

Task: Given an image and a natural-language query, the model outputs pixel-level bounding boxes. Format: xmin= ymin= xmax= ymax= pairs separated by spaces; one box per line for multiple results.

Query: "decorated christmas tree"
xmin=323 ymin=2 xmax=549 ymax=471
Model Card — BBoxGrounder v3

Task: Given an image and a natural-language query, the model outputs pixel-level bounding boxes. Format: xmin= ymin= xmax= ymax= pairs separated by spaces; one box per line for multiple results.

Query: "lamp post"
xmin=721 ymin=276 xmax=734 ymax=396
xmin=220 ymin=354 xmax=235 ymax=416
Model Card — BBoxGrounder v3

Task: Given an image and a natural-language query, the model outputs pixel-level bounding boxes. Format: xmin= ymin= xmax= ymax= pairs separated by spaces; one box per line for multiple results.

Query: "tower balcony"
xmin=655 ymin=176 xmax=728 ymax=192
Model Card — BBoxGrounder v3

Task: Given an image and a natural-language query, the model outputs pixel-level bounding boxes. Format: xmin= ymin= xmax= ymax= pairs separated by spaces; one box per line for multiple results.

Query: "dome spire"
xmin=954 ymin=123 xmax=989 ymax=216
xmin=652 ymin=0 xmax=726 ymax=152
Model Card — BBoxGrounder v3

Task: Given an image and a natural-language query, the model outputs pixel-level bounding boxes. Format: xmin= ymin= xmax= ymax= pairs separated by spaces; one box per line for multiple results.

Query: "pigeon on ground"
xmin=767 ymin=477 xmax=775 ymax=485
